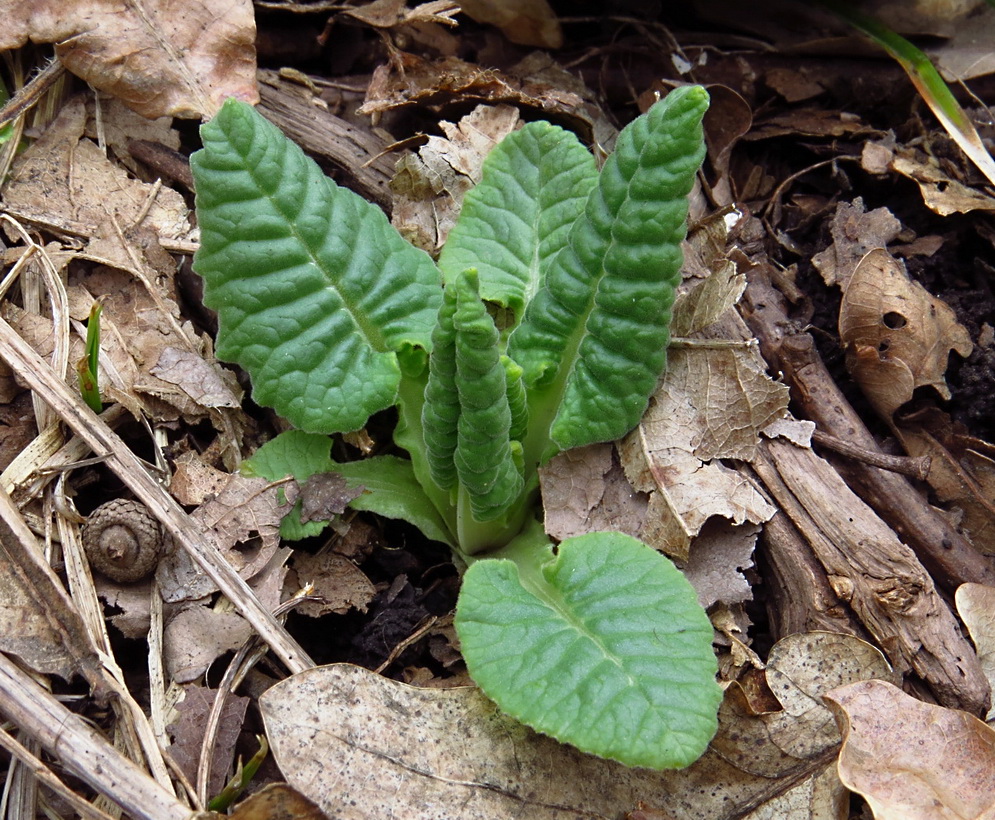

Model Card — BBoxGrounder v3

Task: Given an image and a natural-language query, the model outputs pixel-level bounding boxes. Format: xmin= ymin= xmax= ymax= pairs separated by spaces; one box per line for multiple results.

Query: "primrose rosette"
xmin=191 ymin=86 xmax=723 ymax=770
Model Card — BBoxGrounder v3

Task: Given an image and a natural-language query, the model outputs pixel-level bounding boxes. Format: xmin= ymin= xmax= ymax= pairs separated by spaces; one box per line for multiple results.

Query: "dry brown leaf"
xmin=1 ymin=0 xmax=257 ymax=119
xmin=618 ymin=346 xmax=784 ymax=561
xmin=893 ymin=409 xmax=995 ymax=554
xmin=164 ymin=608 xmax=252 ymax=683
xmin=150 ymin=347 xmax=242 ymax=410
xmin=839 ymin=248 xmax=973 ymax=420
xmin=390 ymin=104 xmax=520 ymax=253
xmin=289 ymin=548 xmax=376 ymax=617
xmin=458 ymin=0 xmax=563 ymax=48
xmin=230 ymin=784 xmax=329 ymax=820
xmin=892 ymin=148 xmax=995 ymax=216
xmin=0 ymin=546 xmax=76 ymax=678
xmin=683 ymin=521 xmax=758 ymax=610
xmin=259 ymin=633 xmax=894 ymax=820
xmin=956 ymin=583 xmax=995 ymax=720
xmin=167 ymin=683 xmax=250 ymax=799
xmin=3 ymin=96 xmax=190 ymax=239
xmin=358 ymin=52 xmax=604 ymax=143
xmin=157 ymin=473 xmax=293 ymax=603
xmin=825 ymin=679 xmax=995 ymax=820
xmin=539 ymin=443 xmax=648 ymax=543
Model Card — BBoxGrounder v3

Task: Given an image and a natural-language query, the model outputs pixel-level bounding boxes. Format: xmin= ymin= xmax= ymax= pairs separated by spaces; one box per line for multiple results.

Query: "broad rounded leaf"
xmin=438 ymin=120 xmax=598 ymax=320
xmin=509 ymin=86 xmax=709 ymax=453
xmin=456 ymin=531 xmax=721 ymax=769
xmin=191 ymin=99 xmax=442 ymax=434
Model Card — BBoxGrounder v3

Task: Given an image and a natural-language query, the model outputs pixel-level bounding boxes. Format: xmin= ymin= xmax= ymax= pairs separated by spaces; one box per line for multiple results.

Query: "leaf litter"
xmin=2 ymin=2 xmax=995 ymax=818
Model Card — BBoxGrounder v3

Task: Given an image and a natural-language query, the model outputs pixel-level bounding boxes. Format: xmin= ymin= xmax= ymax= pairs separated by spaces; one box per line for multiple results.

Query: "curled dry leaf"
xmin=956 ymin=583 xmax=995 ymax=720
xmin=1 ymin=0 xmax=257 ymax=118
xmin=839 ymin=248 xmax=973 ymax=420
xmin=825 ymin=679 xmax=995 ymax=820
xmin=259 ymin=633 xmax=894 ymax=820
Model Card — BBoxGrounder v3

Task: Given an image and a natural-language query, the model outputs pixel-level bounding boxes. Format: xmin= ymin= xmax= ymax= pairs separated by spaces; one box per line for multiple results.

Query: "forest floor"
xmin=2 ymin=2 xmax=995 ymax=819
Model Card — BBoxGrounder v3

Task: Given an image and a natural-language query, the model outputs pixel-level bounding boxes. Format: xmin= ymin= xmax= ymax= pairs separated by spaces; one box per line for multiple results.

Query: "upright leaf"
xmin=191 ymin=99 xmax=442 ymax=434
xmin=439 ymin=121 xmax=598 ymax=321
xmin=510 ymin=86 xmax=709 ymax=454
xmin=425 ymin=269 xmax=524 ymax=524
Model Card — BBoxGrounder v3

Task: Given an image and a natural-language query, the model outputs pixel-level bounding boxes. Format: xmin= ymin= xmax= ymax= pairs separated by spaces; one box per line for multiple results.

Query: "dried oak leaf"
xmin=839 ymin=248 xmax=973 ymax=420
xmin=458 ymin=0 xmax=562 ymax=48
xmin=810 ymin=198 xmax=902 ymax=289
xmin=1 ymin=0 xmax=257 ymax=119
xmin=825 ymin=679 xmax=995 ymax=820
xmin=157 ymin=472 xmax=294 ymax=603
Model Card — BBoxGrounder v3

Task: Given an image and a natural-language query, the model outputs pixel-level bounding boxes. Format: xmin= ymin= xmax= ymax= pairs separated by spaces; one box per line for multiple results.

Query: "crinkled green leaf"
xmin=509 ymin=86 xmax=709 ymax=454
xmin=425 ymin=269 xmax=523 ymax=523
xmin=191 ymin=98 xmax=442 ymax=434
xmin=456 ymin=526 xmax=721 ymax=769
xmin=421 ymin=273 xmax=461 ymax=492
xmin=438 ymin=121 xmax=598 ymax=321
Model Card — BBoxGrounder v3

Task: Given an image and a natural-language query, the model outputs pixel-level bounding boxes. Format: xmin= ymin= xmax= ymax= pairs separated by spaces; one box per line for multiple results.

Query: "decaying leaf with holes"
xmin=839 ymin=248 xmax=973 ymax=421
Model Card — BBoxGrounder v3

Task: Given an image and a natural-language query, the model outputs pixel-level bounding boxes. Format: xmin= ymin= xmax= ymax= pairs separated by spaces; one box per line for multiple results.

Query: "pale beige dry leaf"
xmin=839 ymin=248 xmax=973 ymax=420
xmin=956 ymin=583 xmax=995 ymax=720
xmin=825 ymin=679 xmax=995 ymax=820
xmin=259 ymin=633 xmax=894 ymax=820
xmin=458 ymin=0 xmax=563 ymax=48
xmin=169 ymin=451 xmax=233 ymax=507
xmin=163 ymin=607 xmax=252 ymax=683
xmin=391 ymin=104 xmax=520 ymax=253
xmin=683 ymin=521 xmax=758 ymax=610
xmin=618 ymin=346 xmax=784 ymax=561
xmin=0 ymin=554 xmax=76 ymax=678
xmin=150 ymin=347 xmax=242 ymax=410
xmin=1 ymin=0 xmax=257 ymax=119
xmin=539 ymin=442 xmax=648 ymax=543
xmin=671 ymin=243 xmax=746 ymax=337
xmin=810 ymin=199 xmax=902 ymax=288
xmin=741 ymin=762 xmax=848 ymax=820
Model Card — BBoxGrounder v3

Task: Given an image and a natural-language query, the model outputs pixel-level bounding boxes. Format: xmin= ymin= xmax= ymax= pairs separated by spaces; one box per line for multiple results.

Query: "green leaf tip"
xmin=191 ymin=98 xmax=442 ymax=435
xmin=456 ymin=529 xmax=721 ymax=769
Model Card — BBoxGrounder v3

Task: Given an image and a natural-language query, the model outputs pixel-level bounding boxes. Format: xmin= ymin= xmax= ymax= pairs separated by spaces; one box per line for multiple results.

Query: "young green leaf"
xmin=438 ymin=121 xmax=598 ymax=320
xmin=424 ymin=269 xmax=524 ymax=525
xmin=456 ymin=523 xmax=722 ymax=769
xmin=191 ymin=99 xmax=442 ymax=435
xmin=510 ymin=86 xmax=709 ymax=456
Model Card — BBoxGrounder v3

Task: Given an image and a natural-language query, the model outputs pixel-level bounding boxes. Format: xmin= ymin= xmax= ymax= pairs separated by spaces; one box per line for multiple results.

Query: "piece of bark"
xmin=741 ymin=273 xmax=995 ymax=591
xmin=757 ymin=506 xmax=867 ymax=640
xmin=753 ymin=437 xmax=989 ymax=714
xmin=256 ymin=69 xmax=396 ymax=210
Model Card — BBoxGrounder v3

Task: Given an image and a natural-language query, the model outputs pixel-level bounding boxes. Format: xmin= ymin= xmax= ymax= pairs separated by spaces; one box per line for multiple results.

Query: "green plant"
xmin=191 ymin=87 xmax=722 ymax=769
